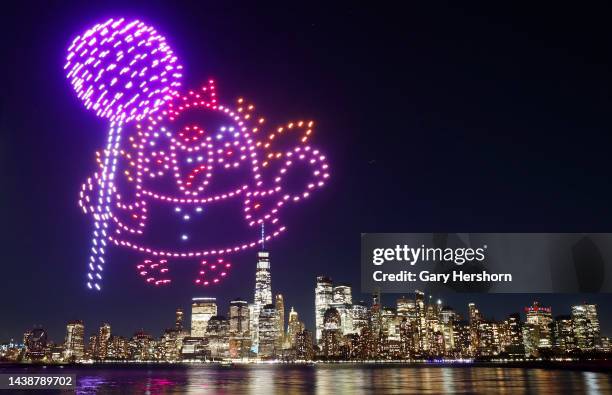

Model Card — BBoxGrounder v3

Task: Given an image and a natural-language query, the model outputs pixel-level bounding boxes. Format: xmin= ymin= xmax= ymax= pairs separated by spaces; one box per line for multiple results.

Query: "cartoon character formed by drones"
xmin=66 ymin=18 xmax=330 ymax=290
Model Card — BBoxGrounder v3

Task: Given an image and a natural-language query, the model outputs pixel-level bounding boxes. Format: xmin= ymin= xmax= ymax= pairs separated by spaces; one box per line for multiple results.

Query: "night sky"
xmin=1 ymin=2 xmax=611 ymax=343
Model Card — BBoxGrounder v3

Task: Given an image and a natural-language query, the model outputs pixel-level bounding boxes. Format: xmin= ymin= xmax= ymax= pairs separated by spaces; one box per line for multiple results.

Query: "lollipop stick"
xmin=66 ymin=18 xmax=182 ymax=291
xmin=86 ymin=121 xmax=123 ymax=291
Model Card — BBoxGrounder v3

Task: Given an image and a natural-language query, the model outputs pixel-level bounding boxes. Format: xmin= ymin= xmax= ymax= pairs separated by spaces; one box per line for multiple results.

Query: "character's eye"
xmin=137 ymin=259 xmax=171 ymax=286
xmin=195 ymin=258 xmax=232 ymax=286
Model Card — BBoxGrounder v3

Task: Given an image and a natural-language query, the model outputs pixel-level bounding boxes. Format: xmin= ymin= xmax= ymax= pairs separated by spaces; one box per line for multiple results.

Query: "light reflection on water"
xmin=35 ymin=365 xmax=612 ymax=394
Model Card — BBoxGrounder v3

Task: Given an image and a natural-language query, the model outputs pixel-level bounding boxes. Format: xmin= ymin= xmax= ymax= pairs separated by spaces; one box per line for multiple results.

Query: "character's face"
xmin=133 ymin=82 xmax=260 ymax=202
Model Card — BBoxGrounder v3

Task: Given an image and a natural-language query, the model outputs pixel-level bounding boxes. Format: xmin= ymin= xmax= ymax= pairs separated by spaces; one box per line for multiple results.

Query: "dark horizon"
xmin=1 ymin=1 xmax=612 ymax=343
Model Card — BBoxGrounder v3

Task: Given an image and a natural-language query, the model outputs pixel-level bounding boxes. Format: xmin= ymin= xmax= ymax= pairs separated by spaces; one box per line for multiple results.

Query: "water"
xmin=2 ymin=364 xmax=612 ymax=394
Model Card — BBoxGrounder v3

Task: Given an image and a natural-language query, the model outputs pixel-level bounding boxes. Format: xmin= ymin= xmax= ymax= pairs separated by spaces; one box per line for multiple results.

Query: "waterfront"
xmin=1 ymin=364 xmax=611 ymax=394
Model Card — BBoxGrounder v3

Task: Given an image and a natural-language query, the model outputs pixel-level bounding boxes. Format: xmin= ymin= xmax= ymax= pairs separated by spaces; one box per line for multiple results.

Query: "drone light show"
xmin=66 ymin=18 xmax=330 ymax=290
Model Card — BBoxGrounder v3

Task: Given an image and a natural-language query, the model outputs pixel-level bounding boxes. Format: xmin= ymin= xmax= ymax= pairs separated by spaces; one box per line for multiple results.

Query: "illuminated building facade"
xmin=440 ymin=307 xmax=456 ymax=355
xmin=191 ymin=297 xmax=217 ymax=337
xmin=228 ymin=299 xmax=251 ymax=358
xmin=351 ymin=302 xmax=369 ymax=335
xmin=258 ymin=304 xmax=279 ymax=359
xmin=162 ymin=329 xmax=181 ymax=361
xmin=415 ymin=291 xmax=426 ymax=353
xmin=207 ymin=316 xmax=230 ymax=359
xmin=523 ymin=301 xmax=552 ymax=357
xmin=554 ymin=315 xmax=575 ymax=353
xmin=64 ymin=320 xmax=85 ymax=361
xmin=501 ymin=313 xmax=524 ymax=357
xmin=25 ymin=328 xmax=47 ymax=361
xmin=571 ymin=304 xmax=601 ymax=351
xmin=129 ymin=330 xmax=155 ymax=361
xmin=107 ymin=335 xmax=129 ymax=360
xmin=175 ymin=308 xmax=184 ymax=332
xmin=295 ymin=329 xmax=314 ymax=360
xmin=468 ymin=302 xmax=481 ymax=356
xmin=98 ymin=323 xmax=111 ymax=360
xmin=286 ymin=307 xmax=304 ymax=349
xmin=322 ymin=307 xmax=342 ymax=358
xmin=181 ymin=337 xmax=208 ymax=360
xmin=251 ymin=251 xmax=272 ymax=351
xmin=315 ymin=276 xmax=333 ymax=342
xmin=275 ymin=294 xmax=285 ymax=345
xmin=396 ymin=296 xmax=413 ymax=315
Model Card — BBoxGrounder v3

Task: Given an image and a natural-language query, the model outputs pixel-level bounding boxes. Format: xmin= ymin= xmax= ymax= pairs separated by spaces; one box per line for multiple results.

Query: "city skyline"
xmin=3 ymin=249 xmax=610 ymax=363
xmin=2 ymin=249 xmax=612 ymax=344
xmin=6 ymin=287 xmax=610 ymax=363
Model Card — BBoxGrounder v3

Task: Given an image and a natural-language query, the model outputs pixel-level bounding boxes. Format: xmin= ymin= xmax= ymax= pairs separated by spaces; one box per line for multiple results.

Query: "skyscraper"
xmin=295 ymin=329 xmax=314 ymax=360
xmin=554 ymin=315 xmax=574 ymax=353
xmin=468 ymin=302 xmax=481 ymax=356
xmin=162 ymin=329 xmax=180 ymax=361
xmin=64 ymin=320 xmax=85 ymax=361
xmin=130 ymin=330 xmax=154 ymax=361
xmin=207 ymin=316 xmax=230 ymax=359
xmin=251 ymin=251 xmax=272 ymax=351
xmin=351 ymin=302 xmax=369 ymax=335
xmin=415 ymin=291 xmax=426 ymax=352
xmin=503 ymin=313 xmax=524 ymax=357
xmin=86 ymin=334 xmax=97 ymax=360
xmin=370 ymin=293 xmax=383 ymax=354
xmin=258 ymin=304 xmax=279 ymax=359
xmin=229 ymin=299 xmax=250 ymax=336
xmin=439 ymin=307 xmax=455 ymax=354
xmin=329 ymin=284 xmax=354 ymax=336
xmin=322 ymin=307 xmax=342 ymax=358
xmin=315 ymin=276 xmax=333 ymax=342
xmin=229 ymin=298 xmax=250 ymax=358
xmin=107 ymin=335 xmax=129 ymax=360
xmin=191 ymin=297 xmax=217 ymax=337
xmin=286 ymin=307 xmax=304 ymax=348
xmin=98 ymin=323 xmax=111 ymax=360
xmin=275 ymin=294 xmax=285 ymax=344
xmin=255 ymin=252 xmax=272 ymax=305
xmin=175 ymin=308 xmax=184 ymax=332
xmin=382 ymin=306 xmax=400 ymax=342
xmin=396 ymin=296 xmax=413 ymax=319
xmin=523 ymin=301 xmax=552 ymax=356
xmin=25 ymin=327 xmax=47 ymax=361
xmin=571 ymin=304 xmax=600 ymax=351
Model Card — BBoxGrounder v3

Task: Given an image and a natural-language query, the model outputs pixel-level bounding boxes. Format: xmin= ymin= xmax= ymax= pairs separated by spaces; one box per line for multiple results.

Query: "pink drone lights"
xmin=67 ymin=18 xmax=330 ymax=290
xmin=66 ymin=18 xmax=182 ymax=291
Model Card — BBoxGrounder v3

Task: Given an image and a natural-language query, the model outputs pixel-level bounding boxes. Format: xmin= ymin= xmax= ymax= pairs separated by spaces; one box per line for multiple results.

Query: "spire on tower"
xmin=260 ymin=223 xmax=265 ymax=250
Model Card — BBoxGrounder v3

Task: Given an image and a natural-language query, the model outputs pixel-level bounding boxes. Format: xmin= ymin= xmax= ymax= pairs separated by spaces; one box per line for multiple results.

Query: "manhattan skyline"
xmin=5 ymin=247 xmax=610 ymax=363
xmin=2 ymin=248 xmax=611 ymax=345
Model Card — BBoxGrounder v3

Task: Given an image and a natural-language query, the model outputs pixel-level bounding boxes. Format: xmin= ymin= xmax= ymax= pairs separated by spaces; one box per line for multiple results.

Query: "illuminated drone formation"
xmin=66 ymin=18 xmax=330 ymax=290
xmin=65 ymin=18 xmax=182 ymax=291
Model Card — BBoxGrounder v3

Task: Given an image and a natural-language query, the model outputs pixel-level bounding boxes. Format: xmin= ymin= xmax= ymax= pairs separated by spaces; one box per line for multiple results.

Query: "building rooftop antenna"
xmin=261 ymin=223 xmax=265 ymax=250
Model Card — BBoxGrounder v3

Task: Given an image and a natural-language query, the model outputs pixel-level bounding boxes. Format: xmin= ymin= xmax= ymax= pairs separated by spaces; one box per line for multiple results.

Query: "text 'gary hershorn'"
xmin=371 ymin=244 xmax=513 ymax=284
